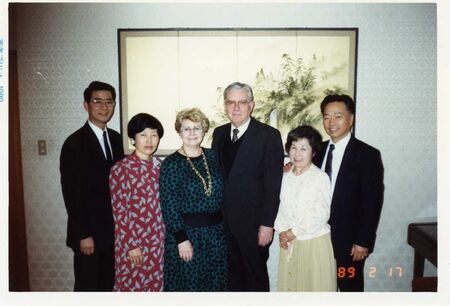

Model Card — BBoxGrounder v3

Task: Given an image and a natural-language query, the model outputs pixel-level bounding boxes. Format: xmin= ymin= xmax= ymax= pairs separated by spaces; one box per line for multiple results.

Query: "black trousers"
xmin=73 ymin=244 xmax=115 ymax=291
xmin=224 ymin=224 xmax=271 ymax=291
xmin=336 ymin=258 xmax=365 ymax=292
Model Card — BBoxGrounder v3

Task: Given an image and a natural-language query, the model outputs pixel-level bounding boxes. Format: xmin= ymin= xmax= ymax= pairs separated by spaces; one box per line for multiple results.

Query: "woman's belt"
xmin=182 ymin=210 xmax=222 ymax=227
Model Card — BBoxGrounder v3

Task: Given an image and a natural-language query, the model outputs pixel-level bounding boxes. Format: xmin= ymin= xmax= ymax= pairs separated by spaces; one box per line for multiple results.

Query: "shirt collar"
xmin=87 ymin=120 xmax=107 ymax=138
xmin=230 ymin=117 xmax=251 ymax=138
xmin=329 ymin=131 xmax=351 ymax=150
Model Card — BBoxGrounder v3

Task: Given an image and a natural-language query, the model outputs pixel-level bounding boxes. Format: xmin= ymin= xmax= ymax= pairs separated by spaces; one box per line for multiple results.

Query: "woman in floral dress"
xmin=109 ymin=113 xmax=165 ymax=291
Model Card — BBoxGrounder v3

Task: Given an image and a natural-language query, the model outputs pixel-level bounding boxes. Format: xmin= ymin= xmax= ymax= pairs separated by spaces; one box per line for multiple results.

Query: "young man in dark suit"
xmin=60 ymin=81 xmax=124 ymax=291
xmin=315 ymin=94 xmax=384 ymax=291
xmin=212 ymin=82 xmax=284 ymax=291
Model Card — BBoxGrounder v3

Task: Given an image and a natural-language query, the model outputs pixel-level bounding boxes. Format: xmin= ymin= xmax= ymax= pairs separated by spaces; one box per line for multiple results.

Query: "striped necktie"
xmin=103 ymin=131 xmax=113 ymax=162
xmin=324 ymin=144 xmax=335 ymax=180
xmin=232 ymin=128 xmax=239 ymax=143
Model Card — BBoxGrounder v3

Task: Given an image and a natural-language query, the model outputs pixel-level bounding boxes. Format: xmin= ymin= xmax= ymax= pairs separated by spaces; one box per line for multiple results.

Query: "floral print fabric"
xmin=109 ymin=153 xmax=165 ymax=291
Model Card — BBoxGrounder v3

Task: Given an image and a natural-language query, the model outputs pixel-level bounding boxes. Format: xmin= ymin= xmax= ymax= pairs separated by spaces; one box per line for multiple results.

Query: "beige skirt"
xmin=278 ymin=232 xmax=337 ymax=292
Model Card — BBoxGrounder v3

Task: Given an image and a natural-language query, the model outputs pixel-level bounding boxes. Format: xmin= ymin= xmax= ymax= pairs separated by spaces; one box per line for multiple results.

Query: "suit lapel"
xmin=82 ymin=122 xmax=108 ymax=164
xmin=338 ymin=135 xmax=356 ymax=177
xmin=227 ymin=118 xmax=257 ymax=181
xmin=217 ymin=123 xmax=231 ymax=175
xmin=107 ymin=128 xmax=123 ymax=161
xmin=314 ymin=140 xmax=329 ymax=168
xmin=333 ymin=135 xmax=356 ymax=199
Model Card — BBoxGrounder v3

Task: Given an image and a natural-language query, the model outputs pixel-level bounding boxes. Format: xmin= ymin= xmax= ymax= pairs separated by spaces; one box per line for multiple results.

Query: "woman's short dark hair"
xmin=83 ymin=81 xmax=116 ymax=101
xmin=320 ymin=94 xmax=355 ymax=114
xmin=127 ymin=113 xmax=164 ymax=139
xmin=285 ymin=125 xmax=322 ymax=155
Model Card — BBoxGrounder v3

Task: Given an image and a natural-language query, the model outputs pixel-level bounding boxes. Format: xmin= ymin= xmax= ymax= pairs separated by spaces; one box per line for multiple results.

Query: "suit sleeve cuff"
xmin=174 ymin=230 xmax=188 ymax=244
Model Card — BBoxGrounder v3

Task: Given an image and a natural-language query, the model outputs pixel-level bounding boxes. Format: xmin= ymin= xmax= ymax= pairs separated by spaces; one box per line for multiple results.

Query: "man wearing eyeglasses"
xmin=212 ymin=82 xmax=284 ymax=291
xmin=60 ymin=81 xmax=124 ymax=291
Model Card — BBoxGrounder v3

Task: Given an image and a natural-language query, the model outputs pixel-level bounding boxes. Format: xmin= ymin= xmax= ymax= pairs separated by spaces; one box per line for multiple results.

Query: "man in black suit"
xmin=212 ymin=82 xmax=284 ymax=291
xmin=315 ymin=94 xmax=384 ymax=291
xmin=60 ymin=81 xmax=124 ymax=291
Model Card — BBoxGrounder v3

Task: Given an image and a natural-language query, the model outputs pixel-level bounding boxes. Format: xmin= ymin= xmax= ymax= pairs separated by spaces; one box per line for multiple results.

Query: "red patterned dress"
xmin=109 ymin=153 xmax=165 ymax=291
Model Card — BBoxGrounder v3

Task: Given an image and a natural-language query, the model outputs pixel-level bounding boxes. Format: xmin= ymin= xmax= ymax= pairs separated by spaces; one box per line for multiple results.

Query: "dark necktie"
xmin=324 ymin=144 xmax=335 ymax=180
xmin=103 ymin=131 xmax=113 ymax=162
xmin=232 ymin=128 xmax=239 ymax=143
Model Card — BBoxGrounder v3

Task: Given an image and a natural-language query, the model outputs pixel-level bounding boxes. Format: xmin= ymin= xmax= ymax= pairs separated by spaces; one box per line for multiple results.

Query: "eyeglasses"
xmin=225 ymin=100 xmax=250 ymax=107
xmin=181 ymin=126 xmax=203 ymax=134
xmin=89 ymin=98 xmax=116 ymax=107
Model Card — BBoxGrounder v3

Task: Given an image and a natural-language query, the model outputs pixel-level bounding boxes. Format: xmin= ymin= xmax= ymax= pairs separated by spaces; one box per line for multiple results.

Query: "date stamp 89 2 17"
xmin=337 ymin=265 xmax=404 ymax=279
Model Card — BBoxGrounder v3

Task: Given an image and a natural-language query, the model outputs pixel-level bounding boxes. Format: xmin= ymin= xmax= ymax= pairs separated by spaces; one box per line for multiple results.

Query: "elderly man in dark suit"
xmin=212 ymin=82 xmax=284 ymax=291
xmin=60 ymin=81 xmax=124 ymax=291
xmin=314 ymin=94 xmax=384 ymax=291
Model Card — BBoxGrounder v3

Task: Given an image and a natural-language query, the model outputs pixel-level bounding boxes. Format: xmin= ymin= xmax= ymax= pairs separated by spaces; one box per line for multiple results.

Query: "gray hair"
xmin=223 ymin=82 xmax=254 ymax=102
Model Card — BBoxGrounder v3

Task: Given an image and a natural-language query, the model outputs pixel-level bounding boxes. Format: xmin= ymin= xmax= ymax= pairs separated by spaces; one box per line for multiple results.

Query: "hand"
xmin=279 ymin=231 xmax=289 ymax=249
xmin=350 ymin=244 xmax=369 ymax=262
xmin=80 ymin=237 xmax=95 ymax=255
xmin=128 ymin=247 xmax=143 ymax=265
xmin=285 ymin=229 xmax=296 ymax=242
xmin=279 ymin=229 xmax=296 ymax=249
xmin=258 ymin=225 xmax=274 ymax=247
xmin=178 ymin=240 xmax=193 ymax=262
xmin=283 ymin=162 xmax=293 ymax=173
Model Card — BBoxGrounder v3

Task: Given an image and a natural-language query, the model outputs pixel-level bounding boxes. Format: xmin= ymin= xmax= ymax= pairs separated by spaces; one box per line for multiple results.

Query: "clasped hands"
xmin=278 ymin=229 xmax=296 ymax=249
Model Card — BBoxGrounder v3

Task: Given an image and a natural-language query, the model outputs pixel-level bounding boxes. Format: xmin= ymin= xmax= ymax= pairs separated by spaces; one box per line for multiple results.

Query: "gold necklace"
xmin=180 ymin=146 xmax=213 ymax=196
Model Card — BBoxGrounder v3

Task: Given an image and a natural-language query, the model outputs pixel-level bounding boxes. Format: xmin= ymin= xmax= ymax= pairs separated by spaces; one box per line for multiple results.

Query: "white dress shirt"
xmin=230 ymin=117 xmax=251 ymax=141
xmin=320 ymin=132 xmax=351 ymax=195
xmin=87 ymin=120 xmax=113 ymax=160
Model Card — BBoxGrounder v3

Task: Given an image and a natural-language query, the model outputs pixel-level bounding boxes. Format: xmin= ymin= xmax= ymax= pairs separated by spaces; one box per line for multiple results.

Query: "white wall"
xmin=13 ymin=3 xmax=436 ymax=291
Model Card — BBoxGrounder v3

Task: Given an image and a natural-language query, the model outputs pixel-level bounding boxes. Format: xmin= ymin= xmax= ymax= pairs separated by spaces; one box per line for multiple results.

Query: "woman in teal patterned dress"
xmin=159 ymin=107 xmax=227 ymax=291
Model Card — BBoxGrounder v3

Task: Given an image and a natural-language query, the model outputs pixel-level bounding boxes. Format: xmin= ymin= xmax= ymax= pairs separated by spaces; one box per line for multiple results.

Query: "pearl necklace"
xmin=180 ymin=146 xmax=213 ymax=197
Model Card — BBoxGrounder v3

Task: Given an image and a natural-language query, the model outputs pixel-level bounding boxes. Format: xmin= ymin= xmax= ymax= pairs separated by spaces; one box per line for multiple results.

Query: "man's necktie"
xmin=232 ymin=128 xmax=239 ymax=143
xmin=324 ymin=144 xmax=335 ymax=180
xmin=103 ymin=131 xmax=113 ymax=162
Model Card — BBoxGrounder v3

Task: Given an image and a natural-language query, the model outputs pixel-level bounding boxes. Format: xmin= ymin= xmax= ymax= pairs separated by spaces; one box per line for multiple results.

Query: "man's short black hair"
xmin=83 ymin=81 xmax=116 ymax=102
xmin=320 ymin=94 xmax=355 ymax=114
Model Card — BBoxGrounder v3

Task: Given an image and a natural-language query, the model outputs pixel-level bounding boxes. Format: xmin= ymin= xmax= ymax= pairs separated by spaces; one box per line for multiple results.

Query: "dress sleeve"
xmin=159 ymin=157 xmax=188 ymax=244
xmin=109 ymin=161 xmax=140 ymax=250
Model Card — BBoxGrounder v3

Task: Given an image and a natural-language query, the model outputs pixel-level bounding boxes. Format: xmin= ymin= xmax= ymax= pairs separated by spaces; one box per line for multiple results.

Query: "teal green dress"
xmin=159 ymin=148 xmax=227 ymax=291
